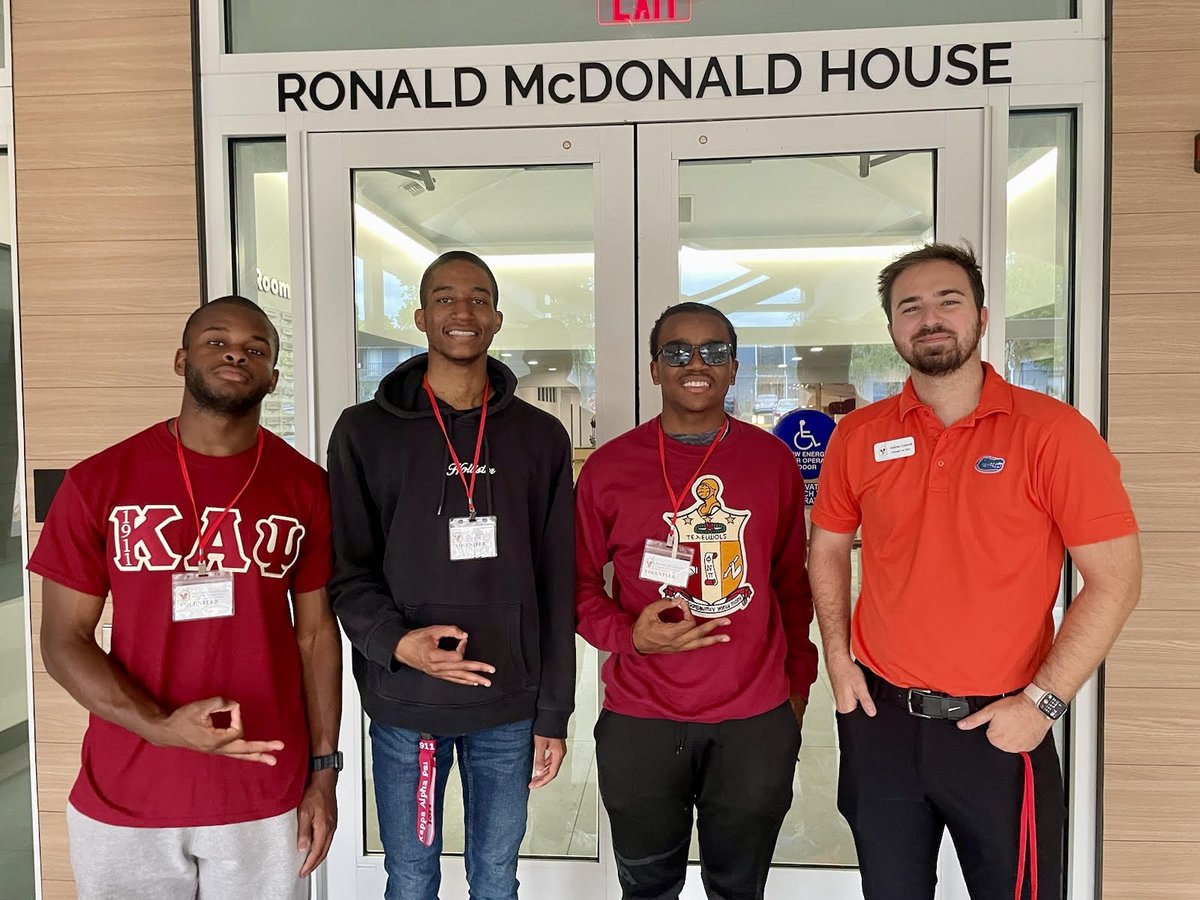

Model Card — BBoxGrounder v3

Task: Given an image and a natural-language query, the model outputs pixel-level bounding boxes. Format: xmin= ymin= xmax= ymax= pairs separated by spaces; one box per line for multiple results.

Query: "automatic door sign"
xmin=773 ymin=409 xmax=837 ymax=506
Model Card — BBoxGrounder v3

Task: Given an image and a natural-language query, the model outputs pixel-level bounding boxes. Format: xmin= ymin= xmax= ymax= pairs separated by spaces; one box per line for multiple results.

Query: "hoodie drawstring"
xmin=435 ymin=436 xmax=449 ymax=517
xmin=483 ymin=434 xmax=494 ymax=518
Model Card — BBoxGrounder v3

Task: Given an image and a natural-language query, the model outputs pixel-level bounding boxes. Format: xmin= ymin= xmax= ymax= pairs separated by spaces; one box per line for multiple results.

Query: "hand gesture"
xmin=957 ymin=694 xmax=1052 ymax=753
xmin=159 ymin=697 xmax=285 ymax=765
xmin=826 ymin=655 xmax=876 ymax=716
xmin=395 ymin=626 xmax=495 ymax=687
xmin=530 ymin=736 xmax=567 ymax=789
xmin=296 ymin=772 xmax=338 ymax=876
xmin=632 ymin=598 xmax=730 ymax=655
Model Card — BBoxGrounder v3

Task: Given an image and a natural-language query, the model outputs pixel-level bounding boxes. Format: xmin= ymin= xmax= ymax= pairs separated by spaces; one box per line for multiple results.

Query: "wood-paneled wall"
xmin=11 ymin=0 xmax=198 ymax=894
xmin=1104 ymin=1 xmax=1200 ymax=896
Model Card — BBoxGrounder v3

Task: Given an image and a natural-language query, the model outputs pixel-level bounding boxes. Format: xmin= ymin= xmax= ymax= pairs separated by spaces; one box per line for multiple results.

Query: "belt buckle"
xmin=906 ymin=688 xmax=939 ymax=718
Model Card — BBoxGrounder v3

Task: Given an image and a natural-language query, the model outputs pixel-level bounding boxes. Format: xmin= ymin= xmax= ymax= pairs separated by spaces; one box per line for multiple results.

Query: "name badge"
xmin=171 ymin=570 xmax=235 ymax=622
xmin=874 ymin=436 xmax=915 ymax=462
xmin=639 ymin=538 xmax=695 ymax=588
xmin=449 ymin=516 xmax=498 ymax=561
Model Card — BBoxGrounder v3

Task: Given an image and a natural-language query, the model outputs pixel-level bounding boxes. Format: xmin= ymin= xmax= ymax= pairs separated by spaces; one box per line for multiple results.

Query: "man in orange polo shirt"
xmin=810 ymin=243 xmax=1141 ymax=900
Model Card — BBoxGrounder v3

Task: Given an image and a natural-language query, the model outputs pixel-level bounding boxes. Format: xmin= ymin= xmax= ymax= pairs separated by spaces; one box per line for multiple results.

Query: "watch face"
xmin=1038 ymin=693 xmax=1068 ymax=720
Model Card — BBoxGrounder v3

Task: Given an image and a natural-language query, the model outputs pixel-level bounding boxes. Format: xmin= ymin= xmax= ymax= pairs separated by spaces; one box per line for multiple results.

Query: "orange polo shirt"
xmin=812 ymin=363 xmax=1138 ymax=696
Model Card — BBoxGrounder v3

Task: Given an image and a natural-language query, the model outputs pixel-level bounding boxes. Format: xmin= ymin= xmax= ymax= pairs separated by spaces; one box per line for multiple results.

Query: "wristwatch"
xmin=310 ymin=751 xmax=344 ymax=773
xmin=1023 ymin=684 xmax=1068 ymax=721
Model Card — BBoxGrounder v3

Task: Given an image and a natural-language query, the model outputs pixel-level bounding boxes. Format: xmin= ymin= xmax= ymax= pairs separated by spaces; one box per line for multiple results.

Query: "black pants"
xmin=594 ymin=702 xmax=801 ymax=900
xmin=837 ymin=676 xmax=1065 ymax=900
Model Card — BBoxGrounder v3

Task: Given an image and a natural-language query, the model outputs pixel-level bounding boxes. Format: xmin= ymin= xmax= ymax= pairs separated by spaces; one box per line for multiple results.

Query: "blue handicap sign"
xmin=773 ymin=410 xmax=837 ymax=506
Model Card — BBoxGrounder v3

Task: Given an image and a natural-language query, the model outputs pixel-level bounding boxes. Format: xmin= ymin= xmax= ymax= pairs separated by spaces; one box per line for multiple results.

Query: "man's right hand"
xmin=394 ymin=626 xmax=495 ymax=687
xmin=632 ymin=599 xmax=730 ymax=654
xmin=157 ymin=697 xmax=285 ymax=765
xmin=827 ymin=654 xmax=876 ymax=716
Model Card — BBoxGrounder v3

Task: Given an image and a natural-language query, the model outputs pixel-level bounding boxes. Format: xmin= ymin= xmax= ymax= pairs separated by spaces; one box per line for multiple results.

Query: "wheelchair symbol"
xmin=792 ymin=420 xmax=819 ymax=452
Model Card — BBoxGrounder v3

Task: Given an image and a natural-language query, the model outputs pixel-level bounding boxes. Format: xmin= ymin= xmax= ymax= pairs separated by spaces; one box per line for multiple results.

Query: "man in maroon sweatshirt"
xmin=575 ymin=302 xmax=818 ymax=899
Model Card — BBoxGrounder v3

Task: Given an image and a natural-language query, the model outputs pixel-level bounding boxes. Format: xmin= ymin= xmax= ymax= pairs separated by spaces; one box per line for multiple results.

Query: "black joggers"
xmin=595 ymin=702 xmax=802 ymax=900
xmin=837 ymin=675 xmax=1065 ymax=900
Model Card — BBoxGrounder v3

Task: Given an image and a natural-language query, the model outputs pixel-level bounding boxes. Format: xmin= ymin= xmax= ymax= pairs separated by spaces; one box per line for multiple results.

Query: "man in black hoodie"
xmin=327 ymin=251 xmax=576 ymax=900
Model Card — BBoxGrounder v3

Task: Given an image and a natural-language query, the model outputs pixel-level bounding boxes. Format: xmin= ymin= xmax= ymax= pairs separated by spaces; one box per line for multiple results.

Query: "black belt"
xmin=862 ymin=667 xmax=1020 ymax=721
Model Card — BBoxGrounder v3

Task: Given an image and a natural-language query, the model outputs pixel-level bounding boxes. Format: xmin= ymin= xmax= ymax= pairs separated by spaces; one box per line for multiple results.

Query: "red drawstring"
xmin=1015 ymin=750 xmax=1038 ymax=900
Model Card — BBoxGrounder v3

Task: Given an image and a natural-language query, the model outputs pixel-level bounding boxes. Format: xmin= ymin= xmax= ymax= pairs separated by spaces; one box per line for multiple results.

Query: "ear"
xmin=493 ymin=309 xmax=503 ymax=334
xmin=730 ymin=358 xmax=739 ymax=385
xmin=173 ymin=348 xmax=187 ymax=377
xmin=414 ymin=305 xmax=427 ymax=334
xmin=650 ymin=357 xmax=661 ymax=386
xmin=979 ymin=305 xmax=989 ymax=336
xmin=269 ymin=368 xmax=280 ymax=395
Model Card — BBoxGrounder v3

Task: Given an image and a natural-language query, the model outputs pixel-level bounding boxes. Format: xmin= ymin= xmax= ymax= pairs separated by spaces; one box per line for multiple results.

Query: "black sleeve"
xmin=327 ymin=413 xmax=410 ymax=672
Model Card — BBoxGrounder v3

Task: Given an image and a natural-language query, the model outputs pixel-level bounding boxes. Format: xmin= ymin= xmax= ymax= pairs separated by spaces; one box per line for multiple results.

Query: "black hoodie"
xmin=327 ymin=354 xmax=576 ymax=737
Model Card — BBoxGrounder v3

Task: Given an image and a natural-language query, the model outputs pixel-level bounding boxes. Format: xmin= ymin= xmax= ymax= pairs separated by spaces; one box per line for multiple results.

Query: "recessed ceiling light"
xmin=548 ymin=367 xmax=557 ymax=372
xmin=791 ymin=356 xmax=803 ymax=361
xmin=500 ymin=352 xmax=513 ymax=358
xmin=528 ymin=360 xmax=539 ymax=365
xmin=777 ymin=363 xmax=787 ymax=368
xmin=811 ymin=347 xmax=824 ymax=352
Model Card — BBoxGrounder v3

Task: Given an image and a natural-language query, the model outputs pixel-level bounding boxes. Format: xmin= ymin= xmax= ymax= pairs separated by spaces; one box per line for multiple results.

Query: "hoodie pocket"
xmin=369 ymin=602 xmax=529 ymax=706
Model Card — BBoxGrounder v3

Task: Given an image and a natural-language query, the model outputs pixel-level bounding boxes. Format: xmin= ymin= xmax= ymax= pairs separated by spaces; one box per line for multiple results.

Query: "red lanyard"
xmin=1015 ymin=750 xmax=1038 ymax=900
xmin=656 ymin=416 xmax=729 ymax=543
xmin=173 ymin=418 xmax=264 ymax=569
xmin=424 ymin=376 xmax=489 ymax=520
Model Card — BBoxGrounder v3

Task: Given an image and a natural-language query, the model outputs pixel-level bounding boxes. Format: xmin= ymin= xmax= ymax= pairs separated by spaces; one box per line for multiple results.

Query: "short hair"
xmin=419 ymin=251 xmax=500 ymax=309
xmin=181 ymin=295 xmax=280 ymax=364
xmin=649 ymin=302 xmax=738 ymax=360
xmin=877 ymin=242 xmax=986 ymax=324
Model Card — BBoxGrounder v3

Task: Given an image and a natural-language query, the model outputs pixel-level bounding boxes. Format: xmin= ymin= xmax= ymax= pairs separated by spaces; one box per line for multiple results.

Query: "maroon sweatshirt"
xmin=575 ymin=417 xmax=818 ymax=722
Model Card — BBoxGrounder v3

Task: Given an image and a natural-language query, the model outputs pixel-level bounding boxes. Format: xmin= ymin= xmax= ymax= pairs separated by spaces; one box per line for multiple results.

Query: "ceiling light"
xmin=548 ymin=367 xmax=558 ymax=372
xmin=528 ymin=360 xmax=539 ymax=366
xmin=500 ymin=352 xmax=513 ymax=358
xmin=354 ymin=206 xmax=437 ymax=264
xmin=811 ymin=347 xmax=824 ymax=352
xmin=1008 ymin=149 xmax=1057 ymax=202
xmin=791 ymin=356 xmax=803 ymax=362
xmin=777 ymin=363 xmax=788 ymax=368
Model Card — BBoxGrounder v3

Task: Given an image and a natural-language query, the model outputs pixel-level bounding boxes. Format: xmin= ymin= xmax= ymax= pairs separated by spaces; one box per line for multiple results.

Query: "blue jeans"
xmin=371 ymin=718 xmax=534 ymax=900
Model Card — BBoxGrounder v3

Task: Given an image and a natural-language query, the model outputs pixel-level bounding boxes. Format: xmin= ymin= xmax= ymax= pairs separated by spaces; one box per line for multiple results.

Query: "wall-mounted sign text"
xmin=277 ymin=42 xmax=1013 ymax=112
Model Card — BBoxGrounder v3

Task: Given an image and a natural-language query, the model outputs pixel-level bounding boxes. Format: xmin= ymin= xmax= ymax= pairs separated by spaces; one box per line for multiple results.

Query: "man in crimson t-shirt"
xmin=30 ymin=296 xmax=342 ymax=900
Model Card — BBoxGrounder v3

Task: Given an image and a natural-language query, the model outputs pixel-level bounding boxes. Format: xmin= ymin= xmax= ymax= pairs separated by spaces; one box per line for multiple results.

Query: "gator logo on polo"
xmin=659 ymin=475 xmax=754 ymax=619
xmin=975 ymin=455 xmax=1006 ymax=474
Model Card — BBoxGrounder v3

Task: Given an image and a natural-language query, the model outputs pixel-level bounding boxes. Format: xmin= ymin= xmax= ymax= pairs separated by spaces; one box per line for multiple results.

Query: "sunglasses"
xmin=655 ymin=341 xmax=734 ymax=367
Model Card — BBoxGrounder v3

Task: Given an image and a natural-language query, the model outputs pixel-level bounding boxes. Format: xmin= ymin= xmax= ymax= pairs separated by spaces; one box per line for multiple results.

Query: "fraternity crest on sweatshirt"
xmin=660 ymin=474 xmax=754 ymax=617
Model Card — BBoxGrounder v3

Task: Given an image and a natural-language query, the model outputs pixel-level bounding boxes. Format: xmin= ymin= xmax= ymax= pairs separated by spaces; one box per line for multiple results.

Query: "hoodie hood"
xmin=375 ymin=352 xmax=518 ymax=419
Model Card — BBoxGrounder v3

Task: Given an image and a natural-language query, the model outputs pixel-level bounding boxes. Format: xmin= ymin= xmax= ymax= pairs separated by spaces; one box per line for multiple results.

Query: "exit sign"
xmin=599 ymin=0 xmax=692 ymax=26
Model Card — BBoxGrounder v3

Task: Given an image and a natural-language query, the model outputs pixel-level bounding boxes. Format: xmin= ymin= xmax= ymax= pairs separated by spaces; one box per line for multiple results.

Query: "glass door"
xmin=308 ymin=126 xmax=635 ymax=899
xmin=636 ymin=111 xmax=985 ymax=900
xmin=307 ymin=110 xmax=986 ymax=900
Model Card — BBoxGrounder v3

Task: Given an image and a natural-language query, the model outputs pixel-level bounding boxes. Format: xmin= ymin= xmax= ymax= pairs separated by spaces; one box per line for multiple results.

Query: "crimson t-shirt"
xmin=29 ymin=422 xmax=333 ymax=827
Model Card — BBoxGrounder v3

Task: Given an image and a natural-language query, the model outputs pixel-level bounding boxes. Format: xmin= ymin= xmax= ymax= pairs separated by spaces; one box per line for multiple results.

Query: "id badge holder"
xmin=171 ymin=566 xmax=235 ymax=622
xmin=639 ymin=538 xmax=694 ymax=587
xmin=448 ymin=515 xmax=498 ymax=561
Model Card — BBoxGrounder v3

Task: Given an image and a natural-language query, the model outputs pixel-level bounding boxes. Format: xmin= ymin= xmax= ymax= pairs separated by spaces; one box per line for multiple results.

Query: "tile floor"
xmin=365 ymin=630 xmax=857 ymax=868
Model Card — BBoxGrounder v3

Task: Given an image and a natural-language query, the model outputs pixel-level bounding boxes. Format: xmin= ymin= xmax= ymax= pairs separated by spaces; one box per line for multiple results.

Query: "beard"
xmin=184 ymin=362 xmax=271 ymax=416
xmin=896 ymin=318 xmax=982 ymax=377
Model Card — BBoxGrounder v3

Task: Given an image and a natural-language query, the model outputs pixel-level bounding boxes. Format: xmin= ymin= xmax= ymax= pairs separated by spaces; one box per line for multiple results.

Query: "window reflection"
xmin=1006 ymin=112 xmax=1075 ymax=400
xmin=0 ymin=149 xmax=34 ymax=898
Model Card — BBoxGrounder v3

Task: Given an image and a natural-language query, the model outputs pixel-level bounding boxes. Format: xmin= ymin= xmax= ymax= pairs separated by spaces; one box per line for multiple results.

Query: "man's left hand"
xmin=297 ymin=770 xmax=338 ymax=877
xmin=530 ymin=735 xmax=567 ymax=789
xmin=789 ymin=693 xmax=808 ymax=728
xmin=957 ymin=694 xmax=1053 ymax=753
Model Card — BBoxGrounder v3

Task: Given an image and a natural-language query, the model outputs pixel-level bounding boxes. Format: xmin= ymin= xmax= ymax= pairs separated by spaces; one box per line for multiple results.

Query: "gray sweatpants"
xmin=67 ymin=803 xmax=309 ymax=900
